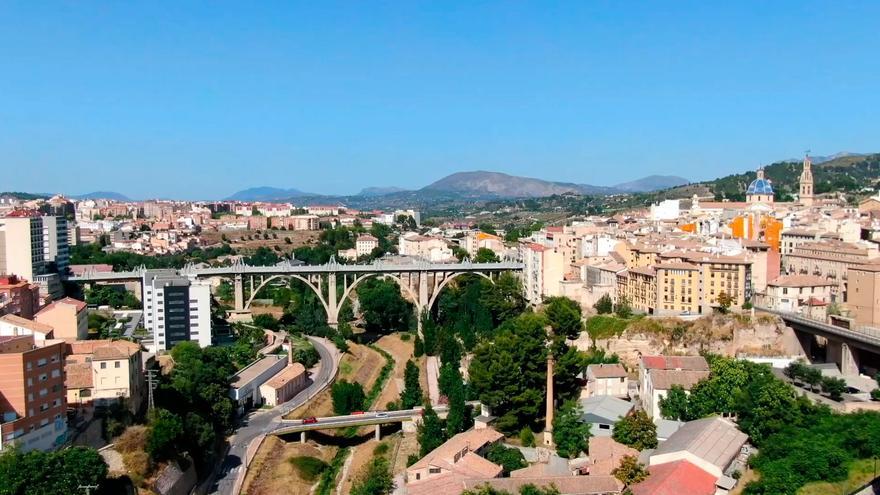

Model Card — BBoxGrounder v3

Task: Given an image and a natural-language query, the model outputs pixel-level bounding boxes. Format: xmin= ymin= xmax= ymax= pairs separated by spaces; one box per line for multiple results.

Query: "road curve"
xmin=209 ymin=336 xmax=340 ymax=495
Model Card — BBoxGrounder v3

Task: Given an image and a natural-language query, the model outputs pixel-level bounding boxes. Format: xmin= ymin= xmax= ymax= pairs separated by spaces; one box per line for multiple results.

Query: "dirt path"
xmin=374 ymin=334 xmax=416 ymax=410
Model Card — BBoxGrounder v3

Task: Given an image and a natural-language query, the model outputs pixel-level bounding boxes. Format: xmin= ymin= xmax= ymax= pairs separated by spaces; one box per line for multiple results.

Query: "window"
xmin=429 ymin=468 xmax=441 ymax=474
xmin=100 ymin=362 xmax=106 ymax=369
xmin=599 ymin=424 xmax=611 ymax=430
xmin=115 ymin=361 xmax=121 ymax=368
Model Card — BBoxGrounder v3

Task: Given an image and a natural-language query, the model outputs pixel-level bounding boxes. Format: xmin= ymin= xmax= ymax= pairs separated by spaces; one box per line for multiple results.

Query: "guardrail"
xmin=755 ymin=306 xmax=880 ymax=348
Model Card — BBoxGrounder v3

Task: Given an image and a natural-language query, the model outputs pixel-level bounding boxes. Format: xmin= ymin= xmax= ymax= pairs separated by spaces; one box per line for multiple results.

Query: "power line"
xmin=146 ymin=369 xmax=158 ymax=410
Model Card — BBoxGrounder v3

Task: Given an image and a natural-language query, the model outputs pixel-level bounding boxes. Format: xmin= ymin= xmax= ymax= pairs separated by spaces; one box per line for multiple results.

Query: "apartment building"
xmin=0 ymin=212 xmax=69 ymax=299
xmin=758 ymin=275 xmax=834 ymax=317
xmin=0 ymin=335 xmax=67 ymax=452
xmin=846 ymin=264 xmax=880 ymax=328
xmin=270 ymin=215 xmax=320 ymax=231
xmin=783 ymin=240 xmax=880 ymax=301
xmin=462 ymin=231 xmax=505 ymax=258
xmin=399 ymin=233 xmax=453 ymax=262
xmin=142 ymin=270 xmax=212 ymax=352
xmin=65 ymin=340 xmax=144 ymax=412
xmin=0 ymin=276 xmax=40 ymax=319
xmin=355 ymin=234 xmax=379 ymax=257
xmin=34 ymin=297 xmax=88 ymax=341
xmin=639 ymin=355 xmax=710 ymax=420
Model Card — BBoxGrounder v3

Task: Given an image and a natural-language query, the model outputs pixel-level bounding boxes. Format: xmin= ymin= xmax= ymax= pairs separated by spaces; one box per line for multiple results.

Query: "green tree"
xmin=421 ymin=312 xmax=439 ymax=356
xmin=469 ymin=313 xmax=548 ymax=432
xmin=543 ymin=296 xmax=583 ymax=339
xmin=358 ymin=278 xmax=414 ymax=333
xmin=252 ymin=313 xmax=279 ymax=330
xmin=350 ymin=456 xmax=395 ymax=495
xmin=413 ymin=334 xmax=425 ymax=357
xmin=872 ymin=389 xmax=880 ymax=401
xmin=473 ymin=248 xmax=500 ymax=263
xmin=611 ymin=455 xmax=648 ymax=485
xmin=481 ymin=272 xmax=527 ymax=325
xmin=658 ymin=385 xmax=690 ymax=421
xmin=443 ymin=363 xmax=471 ymax=435
xmin=147 ymin=408 xmax=184 ymax=460
xmin=552 ymin=400 xmax=591 ymax=458
xmin=0 ymin=447 xmax=109 ymax=495
xmin=612 ymin=411 xmax=657 ymax=451
xmin=803 ymin=367 xmax=822 ymax=392
xmin=594 ymin=294 xmax=613 ymax=314
xmin=331 ymin=380 xmax=366 ymax=415
xmin=418 ymin=405 xmax=446 ymax=457
xmin=292 ymin=345 xmax=320 ymax=368
xmin=519 ymin=426 xmax=536 ymax=447
xmin=614 ymin=296 xmax=632 ymax=319
xmin=553 ymin=343 xmax=587 ymax=402
xmin=820 ymin=376 xmax=847 ymax=401
xmin=485 ymin=443 xmax=527 ymax=475
xmin=399 ymin=360 xmax=423 ymax=409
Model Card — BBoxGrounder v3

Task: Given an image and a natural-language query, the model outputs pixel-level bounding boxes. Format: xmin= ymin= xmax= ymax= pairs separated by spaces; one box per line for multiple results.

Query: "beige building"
xmin=355 ymin=234 xmax=379 ymax=258
xmin=34 ymin=297 xmax=88 ymax=341
xmin=258 ymin=362 xmax=307 ymax=407
xmin=406 ymin=428 xmax=504 ymax=494
xmin=65 ymin=340 xmax=144 ymax=412
xmin=847 ymin=264 xmax=880 ymax=328
xmin=583 ymin=363 xmax=629 ymax=398
xmin=0 ymin=314 xmax=54 ymax=343
xmin=758 ymin=275 xmax=834 ymax=318
xmin=784 ymin=240 xmax=880 ymax=301
xmin=399 ymin=233 xmax=453 ymax=262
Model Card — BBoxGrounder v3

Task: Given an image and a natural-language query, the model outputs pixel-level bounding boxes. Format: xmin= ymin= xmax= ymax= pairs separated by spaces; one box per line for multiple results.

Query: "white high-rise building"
xmin=0 ymin=213 xmax=68 ymax=299
xmin=142 ymin=270 xmax=212 ymax=352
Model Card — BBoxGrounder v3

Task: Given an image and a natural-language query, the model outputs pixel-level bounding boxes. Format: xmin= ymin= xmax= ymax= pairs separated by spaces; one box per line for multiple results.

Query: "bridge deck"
xmin=756 ymin=306 xmax=880 ymax=351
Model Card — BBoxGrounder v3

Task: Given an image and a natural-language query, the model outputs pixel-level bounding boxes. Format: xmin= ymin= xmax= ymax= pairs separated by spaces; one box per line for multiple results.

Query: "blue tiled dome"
xmin=747 ymin=178 xmax=774 ymax=196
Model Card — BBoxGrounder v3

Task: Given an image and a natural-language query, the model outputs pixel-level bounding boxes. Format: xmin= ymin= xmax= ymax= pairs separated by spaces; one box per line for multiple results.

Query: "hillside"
xmin=225 ymin=186 xmax=315 ymax=201
xmin=613 ymin=175 xmax=688 ymax=192
xmin=652 ymin=153 xmax=880 ymax=202
xmin=422 ymin=171 xmax=586 ymax=197
xmin=71 ymin=191 xmax=132 ymax=201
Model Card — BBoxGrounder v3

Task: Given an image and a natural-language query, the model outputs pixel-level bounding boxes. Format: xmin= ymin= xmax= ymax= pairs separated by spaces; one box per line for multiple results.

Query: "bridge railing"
xmin=755 ymin=306 xmax=880 ymax=346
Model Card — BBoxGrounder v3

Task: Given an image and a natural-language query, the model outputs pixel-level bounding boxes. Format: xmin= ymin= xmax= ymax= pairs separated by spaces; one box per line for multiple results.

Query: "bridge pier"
xmin=234 ymin=274 xmax=244 ymax=311
xmin=827 ymin=340 xmax=861 ymax=376
xmin=374 ymin=424 xmax=381 ymax=441
xmin=300 ymin=431 xmax=307 ymax=444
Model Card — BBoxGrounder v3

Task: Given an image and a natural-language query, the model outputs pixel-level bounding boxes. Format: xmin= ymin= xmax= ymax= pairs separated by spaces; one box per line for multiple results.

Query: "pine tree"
xmin=418 ymin=405 xmax=445 ymax=457
xmin=399 ymin=360 xmax=423 ymax=409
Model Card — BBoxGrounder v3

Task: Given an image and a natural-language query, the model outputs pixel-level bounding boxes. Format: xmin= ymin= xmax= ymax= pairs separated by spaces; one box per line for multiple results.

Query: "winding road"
xmin=209 ymin=335 xmax=340 ymax=495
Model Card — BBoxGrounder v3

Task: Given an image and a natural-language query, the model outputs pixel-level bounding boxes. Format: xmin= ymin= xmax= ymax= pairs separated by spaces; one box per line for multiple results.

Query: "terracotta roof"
xmin=65 ymin=362 xmax=93 ymax=389
xmin=461 ymin=476 xmax=623 ymax=494
xmin=630 ymin=460 xmax=716 ymax=495
xmin=768 ymin=275 xmax=834 ymax=288
xmin=641 ymin=355 xmax=709 ymax=371
xmin=587 ymin=363 xmax=628 ymax=379
xmin=409 ymin=428 xmax=504 ymax=472
xmin=36 ymin=297 xmax=87 ymax=315
xmin=263 ymin=363 xmax=306 ymax=389
xmin=67 ymin=339 xmax=141 ymax=359
xmin=0 ymin=314 xmax=54 ymax=334
xmin=356 ymin=234 xmax=378 ymax=242
xmin=588 ymin=437 xmax=639 ymax=476
xmin=655 ymin=262 xmax=699 ymax=271
xmin=649 ymin=369 xmax=711 ymax=390
xmin=849 ymin=264 xmax=880 ymax=273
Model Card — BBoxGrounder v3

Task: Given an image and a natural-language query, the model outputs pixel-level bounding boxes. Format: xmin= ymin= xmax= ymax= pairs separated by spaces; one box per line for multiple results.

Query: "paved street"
xmin=209 ymin=336 xmax=340 ymax=495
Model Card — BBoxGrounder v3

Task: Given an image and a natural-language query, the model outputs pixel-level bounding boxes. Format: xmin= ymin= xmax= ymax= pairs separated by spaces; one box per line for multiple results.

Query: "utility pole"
xmin=146 ymin=369 xmax=158 ymax=410
xmin=78 ymin=484 xmax=99 ymax=495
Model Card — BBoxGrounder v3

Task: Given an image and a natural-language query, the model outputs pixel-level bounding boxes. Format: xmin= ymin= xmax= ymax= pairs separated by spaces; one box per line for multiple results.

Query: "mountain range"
xmin=226 ymin=171 xmax=689 ymax=202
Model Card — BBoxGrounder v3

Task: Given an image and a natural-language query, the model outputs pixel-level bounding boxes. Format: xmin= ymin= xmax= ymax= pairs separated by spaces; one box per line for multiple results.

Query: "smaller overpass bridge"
xmin=271 ymin=402 xmax=482 ymax=441
xmin=756 ymin=306 xmax=880 ymax=375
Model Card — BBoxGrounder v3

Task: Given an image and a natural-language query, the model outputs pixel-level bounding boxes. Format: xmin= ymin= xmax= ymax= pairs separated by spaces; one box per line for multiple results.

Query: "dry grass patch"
xmin=243 ymin=436 xmax=337 ymax=495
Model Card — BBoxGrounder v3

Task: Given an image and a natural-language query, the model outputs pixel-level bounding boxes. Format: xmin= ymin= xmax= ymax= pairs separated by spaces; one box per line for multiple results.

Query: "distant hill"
xmin=613 ymin=175 xmax=689 ymax=193
xmin=422 ymin=171 xmax=586 ymax=198
xmin=0 ymin=191 xmax=49 ymax=200
xmin=420 ymin=170 xmax=684 ymax=198
xmin=71 ymin=191 xmax=131 ymax=201
xmin=225 ymin=186 xmax=315 ymax=202
xmin=653 ymin=153 xmax=879 ymax=202
xmin=358 ymin=186 xmax=409 ymax=197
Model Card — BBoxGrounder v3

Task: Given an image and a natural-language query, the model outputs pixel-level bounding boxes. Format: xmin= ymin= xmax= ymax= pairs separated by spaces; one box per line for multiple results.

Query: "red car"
xmin=352 ymin=411 xmax=365 ymax=415
xmin=302 ymin=417 xmax=318 ymax=424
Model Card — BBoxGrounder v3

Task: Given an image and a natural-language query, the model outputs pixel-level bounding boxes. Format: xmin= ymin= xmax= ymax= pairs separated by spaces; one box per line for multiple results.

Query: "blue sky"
xmin=2 ymin=1 xmax=879 ymax=199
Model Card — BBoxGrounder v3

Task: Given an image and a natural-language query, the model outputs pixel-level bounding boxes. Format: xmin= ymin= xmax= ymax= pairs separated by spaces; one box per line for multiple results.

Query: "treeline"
xmin=70 ymin=242 xmax=234 ymax=271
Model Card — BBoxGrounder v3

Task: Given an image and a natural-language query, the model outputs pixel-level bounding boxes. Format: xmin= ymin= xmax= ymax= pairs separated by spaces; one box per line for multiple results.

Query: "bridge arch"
xmin=244 ymin=274 xmax=330 ymax=317
xmin=426 ymin=271 xmax=493 ymax=312
xmin=336 ymin=272 xmax=422 ymax=318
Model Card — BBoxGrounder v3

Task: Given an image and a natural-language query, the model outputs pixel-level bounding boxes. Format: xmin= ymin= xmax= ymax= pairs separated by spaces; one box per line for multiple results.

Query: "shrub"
xmin=122 ymin=450 xmax=151 ymax=482
xmin=290 ymin=456 xmax=329 ymax=482
xmin=373 ymin=443 xmax=390 ymax=456
xmin=114 ymin=425 xmax=150 ymax=454
xmin=519 ymin=426 xmax=536 ymax=447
